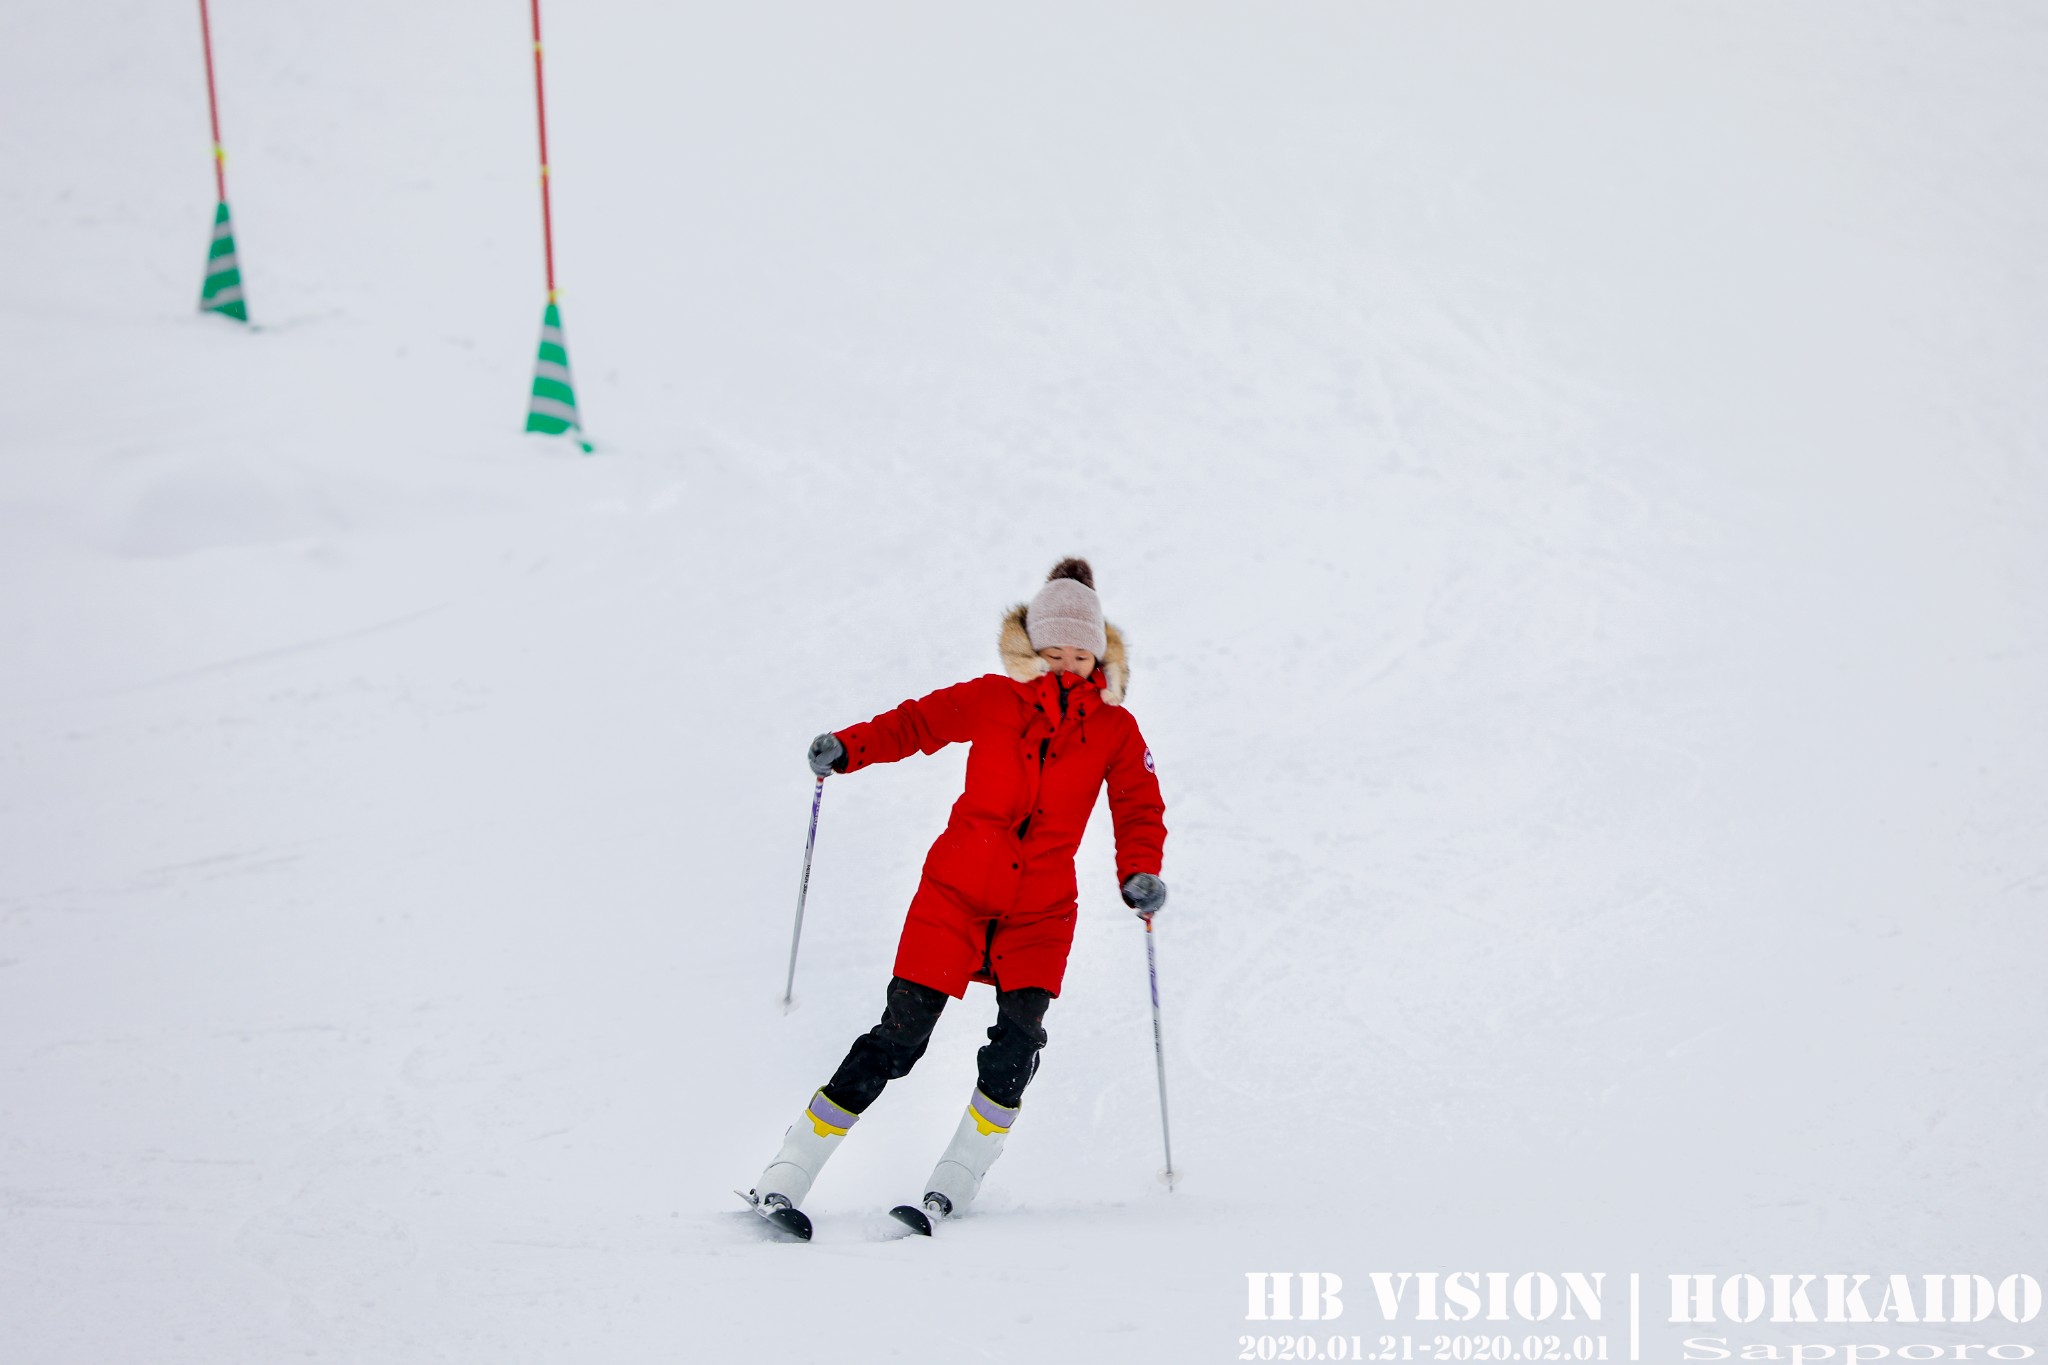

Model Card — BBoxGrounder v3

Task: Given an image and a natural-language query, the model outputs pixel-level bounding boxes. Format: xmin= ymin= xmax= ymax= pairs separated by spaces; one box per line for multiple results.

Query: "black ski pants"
xmin=820 ymin=976 xmax=1050 ymax=1116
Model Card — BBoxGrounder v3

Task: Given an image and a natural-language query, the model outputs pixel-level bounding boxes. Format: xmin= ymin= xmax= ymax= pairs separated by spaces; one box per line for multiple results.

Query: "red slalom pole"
xmin=194 ymin=0 xmax=245 ymax=320
xmin=529 ymin=0 xmax=557 ymax=303
xmin=520 ymin=0 xmax=588 ymax=448
xmin=197 ymin=0 xmax=227 ymax=201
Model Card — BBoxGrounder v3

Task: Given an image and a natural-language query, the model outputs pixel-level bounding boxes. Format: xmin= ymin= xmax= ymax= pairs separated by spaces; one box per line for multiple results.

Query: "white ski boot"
xmin=751 ymin=1089 xmax=859 ymax=1211
xmin=907 ymin=1088 xmax=1018 ymax=1228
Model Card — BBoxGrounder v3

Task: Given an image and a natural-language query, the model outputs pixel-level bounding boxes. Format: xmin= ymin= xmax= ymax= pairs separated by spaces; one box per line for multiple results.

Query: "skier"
xmin=748 ymin=558 xmax=1169 ymax=1234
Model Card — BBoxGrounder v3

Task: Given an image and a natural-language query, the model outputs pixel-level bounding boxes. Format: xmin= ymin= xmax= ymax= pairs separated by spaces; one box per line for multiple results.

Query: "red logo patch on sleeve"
xmin=1143 ymin=749 xmax=1155 ymax=774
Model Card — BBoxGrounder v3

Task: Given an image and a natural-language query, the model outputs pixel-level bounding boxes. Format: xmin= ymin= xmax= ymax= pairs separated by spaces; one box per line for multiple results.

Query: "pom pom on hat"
xmin=1026 ymin=558 xmax=1107 ymax=659
xmin=1046 ymin=557 xmax=1094 ymax=590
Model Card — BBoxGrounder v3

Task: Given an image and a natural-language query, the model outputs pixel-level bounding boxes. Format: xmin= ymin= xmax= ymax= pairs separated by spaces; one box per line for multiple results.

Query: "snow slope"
xmin=3 ymin=3 xmax=2046 ymax=1361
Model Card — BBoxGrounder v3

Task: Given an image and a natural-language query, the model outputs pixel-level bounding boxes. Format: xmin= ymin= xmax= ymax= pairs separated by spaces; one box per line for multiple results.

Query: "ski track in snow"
xmin=4 ymin=2 xmax=2048 ymax=1361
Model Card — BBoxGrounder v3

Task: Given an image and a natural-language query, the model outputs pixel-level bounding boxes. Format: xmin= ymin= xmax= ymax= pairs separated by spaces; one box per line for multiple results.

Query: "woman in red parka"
xmin=749 ymin=558 xmax=1168 ymax=1230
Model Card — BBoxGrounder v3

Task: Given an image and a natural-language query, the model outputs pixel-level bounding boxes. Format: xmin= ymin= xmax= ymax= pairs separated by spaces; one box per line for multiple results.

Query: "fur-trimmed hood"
xmin=999 ymin=603 xmax=1129 ymax=705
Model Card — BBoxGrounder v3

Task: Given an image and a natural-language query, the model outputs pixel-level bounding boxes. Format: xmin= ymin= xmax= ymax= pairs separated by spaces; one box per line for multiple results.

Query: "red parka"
xmin=832 ymin=611 xmax=1167 ymax=998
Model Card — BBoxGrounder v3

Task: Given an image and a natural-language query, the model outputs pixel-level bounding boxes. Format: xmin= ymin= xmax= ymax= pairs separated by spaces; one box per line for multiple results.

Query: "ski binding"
xmin=737 ymin=1188 xmax=812 ymax=1242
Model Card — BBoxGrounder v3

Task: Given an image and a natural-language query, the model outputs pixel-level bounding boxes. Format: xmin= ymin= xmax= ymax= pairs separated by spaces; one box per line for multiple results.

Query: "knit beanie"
xmin=1025 ymin=558 xmax=1107 ymax=659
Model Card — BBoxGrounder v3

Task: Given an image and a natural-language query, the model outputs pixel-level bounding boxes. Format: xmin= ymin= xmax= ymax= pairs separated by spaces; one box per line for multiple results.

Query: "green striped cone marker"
xmin=200 ymin=201 xmax=247 ymax=321
xmin=525 ymin=300 xmax=592 ymax=452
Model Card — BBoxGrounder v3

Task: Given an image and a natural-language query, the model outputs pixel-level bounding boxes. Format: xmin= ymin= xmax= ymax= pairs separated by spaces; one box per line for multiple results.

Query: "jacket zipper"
xmin=1018 ymin=736 xmax=1050 ymax=839
xmin=1019 ymin=677 xmax=1071 ymax=839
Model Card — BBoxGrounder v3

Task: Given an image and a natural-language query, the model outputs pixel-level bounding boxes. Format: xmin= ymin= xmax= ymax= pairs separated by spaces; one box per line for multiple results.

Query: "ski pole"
xmin=782 ymin=775 xmax=826 ymax=1009
xmin=1142 ymin=911 xmax=1175 ymax=1187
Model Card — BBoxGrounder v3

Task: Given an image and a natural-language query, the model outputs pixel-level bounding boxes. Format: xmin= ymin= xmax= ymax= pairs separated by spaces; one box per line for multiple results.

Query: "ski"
xmin=888 ymin=1194 xmax=950 ymax=1236
xmin=736 ymin=1189 xmax=812 ymax=1242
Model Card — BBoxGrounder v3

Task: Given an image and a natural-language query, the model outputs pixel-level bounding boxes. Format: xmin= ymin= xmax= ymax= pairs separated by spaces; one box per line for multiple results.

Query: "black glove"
xmin=807 ymin=732 xmax=846 ymax=777
xmin=1120 ymin=873 xmax=1167 ymax=917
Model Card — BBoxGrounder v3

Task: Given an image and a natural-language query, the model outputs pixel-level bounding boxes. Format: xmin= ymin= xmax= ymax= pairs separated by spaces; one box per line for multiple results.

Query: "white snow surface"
xmin=4 ymin=3 xmax=2047 ymax=1361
